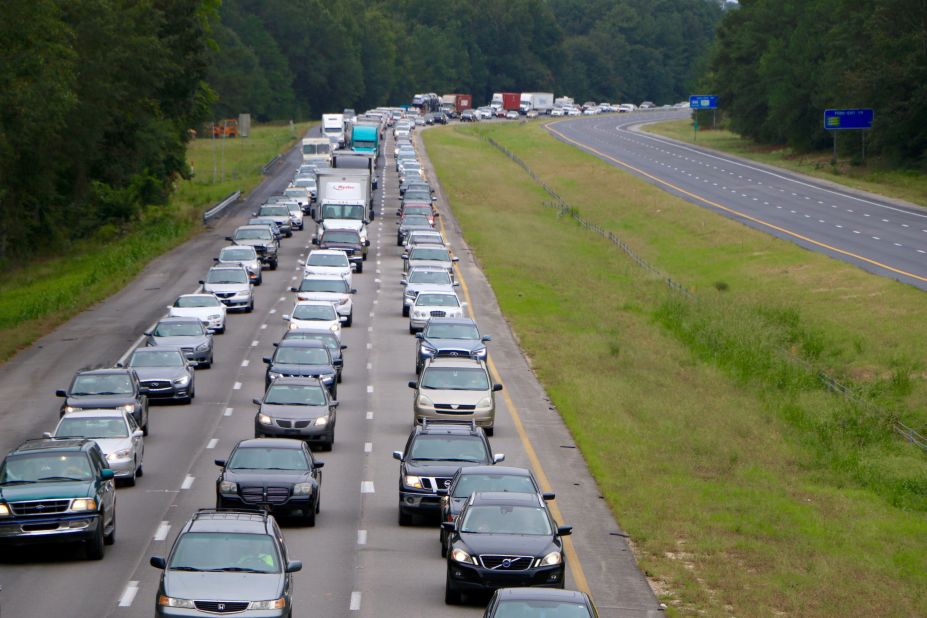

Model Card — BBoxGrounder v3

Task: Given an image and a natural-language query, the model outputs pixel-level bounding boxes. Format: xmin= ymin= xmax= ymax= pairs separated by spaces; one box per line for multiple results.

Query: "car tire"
xmin=398 ymin=509 xmax=413 ymax=527
xmin=356 ymin=262 xmax=363 ymax=274
xmin=440 ymin=530 xmax=448 ymax=557
xmin=136 ymin=463 xmax=144 ymax=477
xmin=203 ymin=355 xmax=213 ymax=369
xmin=336 ymin=371 xmax=342 ymax=384
xmin=444 ymin=578 xmax=461 ymax=605
xmin=397 ymin=236 xmax=403 ymax=246
xmin=125 ymin=460 xmax=137 ymax=487
xmin=409 ymin=324 xmax=416 ymax=335
xmin=216 ymin=325 xmax=226 ymax=334
xmin=104 ymin=512 xmax=116 ymax=546
xmin=345 ymin=312 xmax=353 ymax=327
xmin=142 ymin=418 xmax=149 ymax=437
xmin=304 ymin=507 xmax=316 ymax=527
xmin=246 ymin=300 xmax=254 ymax=313
xmin=270 ymin=260 xmax=278 ymax=271
xmin=402 ymin=305 xmax=409 ymax=317
xmin=86 ymin=518 xmax=105 ymax=560
xmin=485 ymin=426 xmax=494 ymax=437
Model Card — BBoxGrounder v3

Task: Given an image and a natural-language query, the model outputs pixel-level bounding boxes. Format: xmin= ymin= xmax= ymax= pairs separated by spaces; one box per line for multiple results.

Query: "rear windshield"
xmin=307 ymin=253 xmax=349 ymax=267
xmin=153 ymin=322 xmax=204 ymax=337
xmin=72 ymin=374 xmax=133 ymax=395
xmin=299 ymin=279 xmax=349 ymax=293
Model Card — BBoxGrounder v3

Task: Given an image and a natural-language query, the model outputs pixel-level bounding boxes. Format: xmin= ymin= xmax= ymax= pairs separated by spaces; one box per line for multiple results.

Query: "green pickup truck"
xmin=0 ymin=438 xmax=117 ymax=559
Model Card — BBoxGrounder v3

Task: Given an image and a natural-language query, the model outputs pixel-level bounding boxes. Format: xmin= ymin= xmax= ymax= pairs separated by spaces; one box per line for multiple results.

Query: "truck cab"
xmin=350 ymin=124 xmax=379 ymax=160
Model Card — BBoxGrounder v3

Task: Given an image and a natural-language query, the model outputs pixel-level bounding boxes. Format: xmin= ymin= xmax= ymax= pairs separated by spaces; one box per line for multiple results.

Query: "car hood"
xmin=132 ymin=366 xmax=187 ymax=381
xmin=407 ymin=283 xmax=454 ymax=296
xmin=423 ymin=338 xmax=484 ymax=354
xmin=458 ymin=532 xmax=557 ymax=558
xmin=150 ymin=335 xmax=209 ymax=348
xmin=320 ymin=241 xmax=361 ymax=252
xmin=163 ymin=571 xmax=283 ymax=602
xmin=418 ymin=389 xmax=488 ymax=405
xmin=90 ymin=437 xmax=134 ymax=457
xmin=170 ymin=307 xmax=221 ymax=321
xmin=203 ymin=283 xmax=249 ymax=294
xmin=0 ymin=481 xmax=94 ymax=502
xmin=400 ymin=223 xmax=434 ymax=232
xmin=219 ymin=259 xmax=260 ymax=271
xmin=404 ymin=460 xmax=484 ymax=477
xmin=234 ymin=239 xmax=272 ymax=248
xmin=260 ymin=403 xmax=330 ymax=419
xmin=269 ymin=364 xmax=335 ymax=378
xmin=66 ymin=394 xmax=136 ymax=408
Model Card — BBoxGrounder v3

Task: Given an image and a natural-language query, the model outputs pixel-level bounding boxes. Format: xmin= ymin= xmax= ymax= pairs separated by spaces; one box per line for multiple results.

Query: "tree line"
xmin=708 ymin=0 xmax=927 ymax=164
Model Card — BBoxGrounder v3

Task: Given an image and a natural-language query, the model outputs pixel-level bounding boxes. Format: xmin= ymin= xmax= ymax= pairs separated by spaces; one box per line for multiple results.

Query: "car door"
xmin=126 ymin=414 xmax=144 ymax=465
xmin=304 ymin=444 xmax=321 ymax=486
xmin=91 ymin=447 xmax=116 ymax=521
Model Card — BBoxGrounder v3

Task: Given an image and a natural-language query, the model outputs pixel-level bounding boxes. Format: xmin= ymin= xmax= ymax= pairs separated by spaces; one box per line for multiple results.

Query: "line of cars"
xmin=384 ymin=122 xmax=599 ymax=615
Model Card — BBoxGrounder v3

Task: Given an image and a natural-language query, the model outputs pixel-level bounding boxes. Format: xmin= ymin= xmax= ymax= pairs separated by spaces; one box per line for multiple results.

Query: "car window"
xmin=235 ymin=229 xmax=271 ymax=240
xmin=284 ymin=188 xmax=305 ymax=198
xmin=174 ymin=295 xmax=221 ymax=308
xmin=292 ymin=304 xmax=337 ymax=321
xmin=299 ymin=279 xmax=348 ymax=293
xmin=57 ymin=417 xmax=129 ymax=439
xmin=264 ymin=384 xmax=327 ymax=406
xmin=452 ymin=474 xmax=538 ymax=498
xmin=228 ymin=447 xmax=310 ymax=471
xmin=322 ymin=231 xmax=361 ymax=244
xmin=415 ymin=294 xmax=459 ymax=307
xmin=274 ymin=347 xmax=329 ymax=365
xmin=220 ymin=248 xmax=256 ymax=262
xmin=259 ymin=206 xmax=290 ymax=217
xmin=460 ymin=505 xmax=552 ymax=535
xmin=153 ymin=322 xmax=204 ymax=337
xmin=425 ymin=324 xmax=479 ymax=340
xmin=409 ymin=435 xmax=488 ymax=462
xmin=321 ymin=204 xmax=365 ymax=219
xmin=493 ymin=600 xmax=592 ymax=617
xmin=72 ymin=374 xmax=134 ymax=395
xmin=307 ymin=253 xmax=349 ymax=267
xmin=129 ymin=350 xmax=185 ymax=367
xmin=207 ymin=269 xmax=248 ymax=284
xmin=401 ymin=216 xmax=431 ymax=226
xmin=0 ymin=452 xmax=94 ymax=482
xmin=411 ymin=248 xmax=450 ymax=261
xmin=409 ymin=271 xmax=451 ymax=285
xmin=169 ymin=532 xmax=280 ymax=573
xmin=420 ymin=367 xmax=490 ymax=391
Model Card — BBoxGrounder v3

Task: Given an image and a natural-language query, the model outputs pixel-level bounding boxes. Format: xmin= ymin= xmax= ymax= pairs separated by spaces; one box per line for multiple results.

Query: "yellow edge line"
xmin=545 ymin=120 xmax=927 ymax=284
xmin=436 ymin=203 xmax=592 ymax=595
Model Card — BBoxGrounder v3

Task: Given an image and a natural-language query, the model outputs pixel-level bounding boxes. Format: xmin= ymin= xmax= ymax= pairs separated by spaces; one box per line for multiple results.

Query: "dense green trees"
xmin=710 ymin=0 xmax=927 ymax=163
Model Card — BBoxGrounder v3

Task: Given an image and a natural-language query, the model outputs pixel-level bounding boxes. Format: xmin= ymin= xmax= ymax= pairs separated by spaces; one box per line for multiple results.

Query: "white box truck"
xmin=322 ymin=113 xmax=345 ymax=147
xmin=519 ymin=92 xmax=554 ymax=115
xmin=314 ymin=169 xmax=374 ymax=254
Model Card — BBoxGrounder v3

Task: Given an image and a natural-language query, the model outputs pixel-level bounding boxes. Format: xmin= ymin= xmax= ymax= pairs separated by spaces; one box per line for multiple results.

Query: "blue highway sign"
xmin=689 ymin=95 xmax=718 ymax=109
xmin=824 ymin=108 xmax=874 ymax=130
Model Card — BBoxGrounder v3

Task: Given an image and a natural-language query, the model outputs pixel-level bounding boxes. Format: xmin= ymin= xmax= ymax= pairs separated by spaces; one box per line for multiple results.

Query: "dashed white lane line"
xmin=224 ymin=407 xmax=234 ymax=416
xmin=251 ymin=340 xmax=259 ymax=347
xmin=367 ymin=385 xmax=374 ymax=393
xmin=154 ymin=521 xmax=171 ymax=541
xmin=357 ymin=530 xmax=367 ymax=545
xmin=207 ymin=438 xmax=218 ymax=449
xmin=369 ymin=312 xmax=374 ymax=318
xmin=364 ymin=442 xmax=373 ymax=453
xmin=873 ymin=237 xmax=880 ymax=240
xmin=918 ymin=250 xmax=926 ymax=254
xmin=366 ymin=411 xmax=374 ymax=420
xmin=181 ymin=475 xmax=195 ymax=490
xmin=291 ymin=276 xmax=297 ymax=281
xmin=366 ymin=362 xmax=372 ymax=370
xmin=361 ymin=481 xmax=375 ymax=493
xmin=894 ymin=243 xmax=903 ymax=247
xmin=279 ymin=296 xmax=286 ymax=301
xmin=373 ymin=299 xmax=378 ymax=304
xmin=241 ymin=359 xmax=250 ymax=367
xmin=269 ymin=309 xmax=276 ymax=314
xmin=350 ymin=591 xmax=362 ymax=611
xmin=367 ymin=326 xmax=373 ymax=332
xmin=233 ymin=382 xmax=242 ymax=390
xmin=366 ymin=343 xmax=372 ymax=350
xmin=260 ymin=324 xmax=267 ymax=330
xmin=118 ymin=581 xmax=139 ymax=607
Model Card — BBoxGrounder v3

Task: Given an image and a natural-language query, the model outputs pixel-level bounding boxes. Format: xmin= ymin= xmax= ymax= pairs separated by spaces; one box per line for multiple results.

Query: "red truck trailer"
xmin=502 ymin=92 xmax=521 ymax=111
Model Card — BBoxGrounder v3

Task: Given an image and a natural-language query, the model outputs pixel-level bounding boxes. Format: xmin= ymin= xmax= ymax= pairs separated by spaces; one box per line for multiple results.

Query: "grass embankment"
xmin=0 ymin=122 xmax=311 ymax=362
xmin=423 ymin=122 xmax=927 ymax=616
xmin=644 ymin=119 xmax=927 ymax=207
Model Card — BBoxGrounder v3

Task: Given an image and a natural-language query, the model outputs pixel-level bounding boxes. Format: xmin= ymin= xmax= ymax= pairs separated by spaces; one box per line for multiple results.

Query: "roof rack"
xmin=192 ymin=507 xmax=270 ymax=522
xmin=421 ymin=418 xmax=477 ymax=430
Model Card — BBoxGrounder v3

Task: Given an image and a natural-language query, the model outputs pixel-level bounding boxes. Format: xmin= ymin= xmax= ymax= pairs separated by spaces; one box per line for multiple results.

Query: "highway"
xmin=548 ymin=112 xmax=927 ymax=291
xmin=0 ymin=125 xmax=662 ymax=618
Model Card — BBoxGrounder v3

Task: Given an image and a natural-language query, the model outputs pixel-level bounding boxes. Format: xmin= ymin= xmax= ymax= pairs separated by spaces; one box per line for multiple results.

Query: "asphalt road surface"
xmin=0 ymin=124 xmax=661 ymax=618
xmin=548 ymin=112 xmax=927 ymax=291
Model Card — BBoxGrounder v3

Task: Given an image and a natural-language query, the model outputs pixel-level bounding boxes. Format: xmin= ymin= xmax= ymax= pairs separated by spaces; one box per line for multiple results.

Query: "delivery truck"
xmin=301 ymin=137 xmax=332 ymax=166
xmin=502 ymin=92 xmax=521 ymax=111
xmin=519 ymin=92 xmax=554 ymax=115
xmin=315 ymin=169 xmax=374 ymax=252
xmin=322 ymin=113 xmax=345 ymax=147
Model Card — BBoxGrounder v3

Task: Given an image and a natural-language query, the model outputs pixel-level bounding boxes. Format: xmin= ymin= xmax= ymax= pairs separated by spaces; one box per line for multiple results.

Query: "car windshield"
xmin=169 ymin=532 xmax=280 ymax=573
xmin=493 ymin=600 xmax=592 ymax=617
xmin=460 ymin=505 xmax=552 ymax=535
xmin=72 ymin=374 xmax=133 ymax=395
xmin=425 ymin=323 xmax=479 ymax=340
xmin=401 ymin=216 xmax=431 ymax=227
xmin=285 ymin=203 xmax=301 ymax=214
xmin=264 ymin=384 xmax=326 ymax=406
xmin=274 ymin=347 xmax=329 ymax=365
xmin=235 ymin=229 xmax=271 ymax=240
xmin=129 ymin=350 xmax=185 ymax=367
xmin=294 ymin=178 xmax=315 ymax=187
xmin=286 ymin=332 xmax=338 ymax=349
xmin=415 ymin=294 xmax=459 ymax=307
xmin=259 ymin=206 xmax=290 ymax=217
xmin=284 ymin=188 xmax=305 ymax=198
xmin=409 ymin=271 xmax=451 ymax=285
xmin=300 ymin=279 xmax=348 ymax=293
xmin=57 ymin=417 xmax=129 ymax=439
xmin=0 ymin=453 xmax=94 ymax=483
xmin=420 ymin=367 xmax=489 ymax=391
xmin=411 ymin=248 xmax=450 ymax=261
xmin=174 ymin=295 xmax=221 ymax=308
xmin=228 ymin=447 xmax=309 ymax=471
xmin=404 ymin=207 xmax=431 ymax=217
xmin=323 ymin=231 xmax=360 ymax=244
xmin=409 ymin=436 xmax=488 ymax=462
xmin=307 ymin=253 xmax=349 ymax=267
xmin=207 ymin=269 xmax=247 ymax=284
xmin=405 ymin=192 xmax=431 ymax=202
xmin=321 ymin=204 xmax=365 ymax=220
xmin=153 ymin=322 xmax=204 ymax=337
xmin=452 ymin=474 xmax=537 ymax=498
xmin=292 ymin=304 xmax=337 ymax=321
xmin=220 ymin=248 xmax=256 ymax=262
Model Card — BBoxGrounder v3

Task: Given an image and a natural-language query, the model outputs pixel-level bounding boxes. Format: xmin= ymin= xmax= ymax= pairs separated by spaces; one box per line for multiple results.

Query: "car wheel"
xmin=104 ymin=512 xmax=116 ymax=546
xmin=398 ymin=509 xmax=413 ymax=527
xmin=255 ymin=276 xmax=262 ymax=286
xmin=136 ymin=462 xmax=143 ymax=477
xmin=142 ymin=418 xmax=149 ymax=437
xmin=336 ymin=370 xmax=342 ymax=384
xmin=345 ymin=312 xmax=353 ymax=327
xmin=246 ymin=300 xmax=254 ymax=313
xmin=270 ymin=260 xmax=278 ymax=271
xmin=304 ymin=507 xmax=316 ymax=527
xmin=444 ymin=578 xmax=461 ymax=605
xmin=402 ymin=305 xmax=409 ymax=317
xmin=409 ymin=324 xmax=416 ymax=335
xmin=356 ymin=262 xmax=363 ymax=274
xmin=440 ymin=530 xmax=448 ymax=557
xmin=86 ymin=518 xmax=105 ymax=560
xmin=485 ymin=426 xmax=494 ymax=437
xmin=125 ymin=460 xmax=137 ymax=487
xmin=397 ymin=236 xmax=403 ymax=246
xmin=216 ymin=325 xmax=225 ymax=334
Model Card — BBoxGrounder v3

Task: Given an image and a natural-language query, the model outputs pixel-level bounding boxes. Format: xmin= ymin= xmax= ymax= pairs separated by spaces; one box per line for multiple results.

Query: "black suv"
xmin=150 ymin=509 xmax=302 ymax=617
xmin=56 ymin=368 xmax=149 ymax=435
xmin=263 ymin=339 xmax=338 ymax=394
xmin=0 ymin=438 xmax=117 ymax=559
xmin=215 ymin=439 xmax=324 ymax=526
xmin=392 ymin=420 xmax=504 ymax=526
xmin=443 ymin=492 xmax=572 ymax=604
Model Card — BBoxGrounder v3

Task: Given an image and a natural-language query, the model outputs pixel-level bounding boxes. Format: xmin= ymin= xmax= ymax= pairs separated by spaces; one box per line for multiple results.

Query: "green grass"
xmin=0 ymin=121 xmax=312 ymax=361
xmin=423 ymin=123 xmax=927 ymax=617
xmin=643 ymin=119 xmax=927 ymax=207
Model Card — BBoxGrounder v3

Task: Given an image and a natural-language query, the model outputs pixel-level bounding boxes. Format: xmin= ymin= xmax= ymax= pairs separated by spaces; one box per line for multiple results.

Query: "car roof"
xmin=187 ymin=510 xmax=273 ymax=535
xmin=219 ymin=244 xmax=256 ymax=253
xmin=237 ymin=224 xmax=272 ymax=231
xmin=176 ymin=293 xmax=221 ymax=299
xmin=301 ymin=274 xmax=348 ymax=281
xmin=235 ymin=438 xmax=305 ymax=450
xmin=76 ymin=367 xmax=133 ymax=375
xmin=309 ymin=249 xmax=349 ymax=256
xmin=294 ymin=300 xmax=338 ymax=308
xmin=276 ymin=339 xmax=325 ymax=350
xmin=470 ymin=491 xmax=543 ymax=507
xmin=424 ymin=357 xmax=484 ymax=369
xmin=416 ymin=420 xmax=484 ymax=436
xmin=13 ymin=438 xmax=96 ymax=454
xmin=457 ymin=465 xmax=531 ymax=478
xmin=209 ymin=264 xmax=248 ymax=271
xmin=266 ymin=376 xmax=325 ymax=387
xmin=284 ymin=328 xmax=338 ymax=337
xmin=156 ymin=316 xmax=204 ymax=324
xmin=494 ymin=588 xmax=589 ymax=603
xmin=59 ymin=408 xmax=128 ymax=420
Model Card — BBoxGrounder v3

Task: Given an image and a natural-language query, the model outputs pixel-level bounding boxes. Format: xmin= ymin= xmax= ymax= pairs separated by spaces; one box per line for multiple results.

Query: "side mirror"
xmin=408 ymin=381 xmax=417 ymax=389
xmin=114 ymin=362 xmax=124 ymax=368
xmin=414 ymin=333 xmax=423 ymax=339
xmin=198 ymin=280 xmax=205 ymax=285
xmin=341 ymin=344 xmax=348 ymax=350
xmin=213 ymin=257 xmax=219 ymax=262
xmin=313 ymin=461 xmax=325 ymax=469
xmin=214 ymin=459 xmax=226 ymax=467
xmin=432 ymin=196 xmax=438 ymax=202
xmin=252 ymin=398 xmax=262 ymax=406
xmin=392 ymin=451 xmax=403 ymax=461
xmin=452 ymin=257 xmax=460 ymax=262
xmin=349 ymin=288 xmax=358 ymax=294
xmin=286 ymin=560 xmax=303 ymax=573
xmin=262 ymin=356 xmax=272 ymax=364
xmin=493 ymin=384 xmax=504 ymax=392
xmin=363 ymin=219 xmax=370 ymax=225
xmin=282 ymin=315 xmax=290 ymax=321
xmin=311 ymin=238 xmax=319 ymax=245
xmin=493 ymin=453 xmax=506 ymax=464
xmin=542 ymin=492 xmax=556 ymax=501
xmin=43 ymin=431 xmax=53 ymax=438
xmin=482 ymin=336 xmax=492 ymax=342
xmin=461 ymin=302 xmax=468 ymax=307
xmin=440 ymin=521 xmax=455 ymax=532
xmin=132 ymin=430 xmax=144 ymax=438
xmin=400 ymin=280 xmax=408 ymax=286
xmin=332 ymin=358 xmax=343 ymax=367
xmin=143 ymin=332 xmax=152 ymax=337
xmin=365 ymin=240 xmax=371 ymax=247
xmin=101 ymin=469 xmax=115 ymax=480
xmin=55 ymin=389 xmax=68 ymax=398
xmin=557 ymin=525 xmax=573 ymax=536
xmin=330 ymin=401 xmax=340 ymax=407
xmin=150 ymin=556 xmax=167 ymax=570
xmin=436 ymin=488 xmax=449 ymax=497
xmin=289 ymin=287 xmax=298 ymax=292
xmin=401 ymin=254 xmax=409 ymax=260
xmin=224 ymin=236 xmax=233 ymax=241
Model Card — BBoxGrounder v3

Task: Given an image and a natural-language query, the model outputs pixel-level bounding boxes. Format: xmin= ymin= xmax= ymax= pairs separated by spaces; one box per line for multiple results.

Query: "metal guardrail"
xmin=261 ymin=154 xmax=282 ymax=175
xmin=202 ymin=190 xmax=241 ymax=224
xmin=480 ymin=132 xmax=927 ymax=454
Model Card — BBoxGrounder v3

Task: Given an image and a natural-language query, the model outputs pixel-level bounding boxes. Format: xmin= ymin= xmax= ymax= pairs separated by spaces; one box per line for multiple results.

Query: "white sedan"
xmin=409 ymin=292 xmax=466 ymax=334
xmin=168 ymin=293 xmax=227 ymax=334
xmin=305 ymin=249 xmax=353 ymax=286
xmin=283 ymin=300 xmax=343 ymax=340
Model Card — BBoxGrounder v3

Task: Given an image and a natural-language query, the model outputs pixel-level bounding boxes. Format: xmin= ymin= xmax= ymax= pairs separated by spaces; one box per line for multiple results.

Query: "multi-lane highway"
xmin=549 ymin=112 xmax=927 ymax=290
xmin=0 ymin=125 xmax=662 ymax=617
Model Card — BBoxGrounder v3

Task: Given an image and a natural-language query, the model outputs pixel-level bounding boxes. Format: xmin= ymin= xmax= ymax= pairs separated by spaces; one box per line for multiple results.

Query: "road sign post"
xmin=823 ymin=108 xmax=874 ymax=164
xmin=689 ymin=95 xmax=718 ymax=141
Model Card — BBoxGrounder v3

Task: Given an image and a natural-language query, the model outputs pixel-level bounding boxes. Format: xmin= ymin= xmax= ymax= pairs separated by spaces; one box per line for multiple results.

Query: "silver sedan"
xmin=49 ymin=409 xmax=145 ymax=486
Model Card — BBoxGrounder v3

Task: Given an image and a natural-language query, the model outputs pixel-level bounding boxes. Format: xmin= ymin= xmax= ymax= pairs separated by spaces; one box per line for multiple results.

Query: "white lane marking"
xmin=251 ymin=340 xmax=259 ymax=347
xmin=279 ymin=296 xmax=286 ymax=301
xmin=361 ymin=481 xmax=375 ymax=493
xmin=373 ymin=299 xmax=378 ymax=305
xmin=225 ymin=407 xmax=234 ymax=416
xmin=369 ymin=312 xmax=374 ymax=318
xmin=374 ymin=278 xmax=381 ymax=283
xmin=902 ymin=224 xmax=910 ymax=228
xmin=882 ymin=218 xmax=889 ymax=222
xmin=364 ymin=442 xmax=373 ymax=453
xmin=366 ymin=411 xmax=373 ymax=420
xmin=118 ymin=581 xmax=139 ymax=607
xmin=873 ymin=236 xmax=880 ymax=240
xmin=366 ymin=343 xmax=372 ymax=350
xmin=269 ymin=309 xmax=276 ymax=314
xmin=367 ymin=385 xmax=374 ymax=393
xmin=350 ymin=591 xmax=362 ymax=611
xmin=233 ymin=382 xmax=242 ymax=390
xmin=367 ymin=326 xmax=373 ymax=332
xmin=291 ymin=276 xmax=297 ymax=281
xmin=154 ymin=521 xmax=171 ymax=541
xmin=241 ymin=359 xmax=250 ymax=367
xmin=894 ymin=243 xmax=903 ymax=247
xmin=357 ymin=530 xmax=367 ymax=545
xmin=918 ymin=250 xmax=926 ymax=254
xmin=366 ymin=362 xmax=372 ymax=370
xmin=260 ymin=324 xmax=267 ymax=330
xmin=181 ymin=475 xmax=195 ymax=490
xmin=207 ymin=438 xmax=218 ymax=449
xmin=853 ymin=230 xmax=861 ymax=234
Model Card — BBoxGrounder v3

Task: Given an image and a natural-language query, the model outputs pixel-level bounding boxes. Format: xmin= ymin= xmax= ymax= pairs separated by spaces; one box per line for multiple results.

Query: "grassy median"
xmin=0 ymin=122 xmax=311 ymax=362
xmin=423 ymin=121 xmax=927 ymax=616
